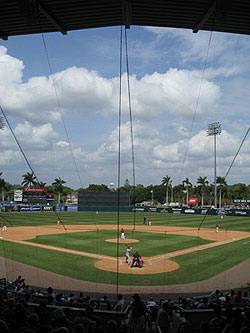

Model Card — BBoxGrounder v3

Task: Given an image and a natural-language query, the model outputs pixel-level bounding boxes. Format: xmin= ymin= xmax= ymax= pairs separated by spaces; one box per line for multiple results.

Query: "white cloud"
xmin=55 ymin=141 xmax=69 ymax=147
xmin=0 ymin=46 xmax=24 ymax=85
xmin=0 ymin=48 xmax=223 ymax=124
xmin=14 ymin=122 xmax=59 ymax=149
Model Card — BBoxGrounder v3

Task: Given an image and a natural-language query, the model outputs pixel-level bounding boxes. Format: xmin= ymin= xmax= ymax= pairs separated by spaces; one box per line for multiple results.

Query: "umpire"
xmin=131 ymin=251 xmax=140 ymax=268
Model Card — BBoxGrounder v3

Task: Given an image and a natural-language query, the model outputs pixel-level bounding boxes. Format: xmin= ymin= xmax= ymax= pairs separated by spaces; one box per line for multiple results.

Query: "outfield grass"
xmin=2 ymin=211 xmax=250 ymax=232
xmin=1 ymin=211 xmax=250 ymax=286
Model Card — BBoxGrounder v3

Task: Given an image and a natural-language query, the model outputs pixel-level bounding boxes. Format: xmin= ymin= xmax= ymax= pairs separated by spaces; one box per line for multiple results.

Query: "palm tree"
xmin=235 ymin=183 xmax=248 ymax=200
xmin=21 ymin=172 xmax=36 ymax=187
xmin=197 ymin=176 xmax=209 ymax=207
xmin=182 ymin=177 xmax=192 ymax=205
xmin=0 ymin=177 xmax=8 ymax=201
xmin=216 ymin=176 xmax=227 ymax=208
xmin=174 ymin=184 xmax=185 ymax=206
xmin=37 ymin=181 xmax=47 ymax=187
xmin=52 ymin=177 xmax=66 ymax=204
xmin=161 ymin=175 xmax=172 ymax=206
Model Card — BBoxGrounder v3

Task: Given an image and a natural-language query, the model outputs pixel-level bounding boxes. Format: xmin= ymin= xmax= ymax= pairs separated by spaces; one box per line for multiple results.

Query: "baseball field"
xmin=0 ymin=211 xmax=250 ymax=295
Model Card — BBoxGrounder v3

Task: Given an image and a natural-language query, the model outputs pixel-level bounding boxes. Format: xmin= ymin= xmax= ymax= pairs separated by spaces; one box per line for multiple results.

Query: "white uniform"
xmin=126 ymin=247 xmax=131 ymax=264
xmin=121 ymin=228 xmax=125 ymax=239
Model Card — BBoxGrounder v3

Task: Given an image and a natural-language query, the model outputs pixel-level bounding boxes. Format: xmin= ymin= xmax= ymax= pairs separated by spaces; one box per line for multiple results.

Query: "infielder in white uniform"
xmin=125 ymin=246 xmax=132 ymax=264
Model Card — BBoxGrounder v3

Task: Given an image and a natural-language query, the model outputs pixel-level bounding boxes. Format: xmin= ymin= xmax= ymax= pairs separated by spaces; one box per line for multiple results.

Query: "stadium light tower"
xmin=0 ymin=114 xmax=4 ymax=130
xmin=207 ymin=122 xmax=221 ymax=209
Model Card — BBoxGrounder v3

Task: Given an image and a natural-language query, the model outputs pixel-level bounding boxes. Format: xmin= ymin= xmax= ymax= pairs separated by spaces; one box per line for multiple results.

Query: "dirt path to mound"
xmin=1 ymin=225 xmax=250 ymax=294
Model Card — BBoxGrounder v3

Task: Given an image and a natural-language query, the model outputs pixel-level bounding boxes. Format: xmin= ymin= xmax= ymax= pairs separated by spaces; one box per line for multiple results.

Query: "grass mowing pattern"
xmin=26 ymin=230 xmax=213 ymax=257
xmin=3 ymin=211 xmax=250 ymax=232
xmin=1 ymin=237 xmax=249 ymax=285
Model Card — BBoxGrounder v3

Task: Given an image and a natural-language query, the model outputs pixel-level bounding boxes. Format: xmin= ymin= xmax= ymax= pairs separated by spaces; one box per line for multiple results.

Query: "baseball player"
xmin=148 ymin=218 xmax=152 ymax=226
xmin=121 ymin=227 xmax=125 ymax=239
xmin=2 ymin=221 xmax=7 ymax=232
xmin=57 ymin=218 xmax=60 ymax=226
xmin=220 ymin=212 xmax=224 ymax=220
xmin=125 ymin=246 xmax=132 ymax=264
xmin=216 ymin=223 xmax=219 ymax=233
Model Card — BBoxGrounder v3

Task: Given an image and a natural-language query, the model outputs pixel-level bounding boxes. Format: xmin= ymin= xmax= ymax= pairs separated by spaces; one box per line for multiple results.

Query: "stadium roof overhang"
xmin=1 ymin=0 xmax=250 ymax=41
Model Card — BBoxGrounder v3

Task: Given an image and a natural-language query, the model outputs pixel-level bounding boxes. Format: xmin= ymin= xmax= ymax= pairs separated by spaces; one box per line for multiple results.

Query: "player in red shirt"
xmin=57 ymin=218 xmax=60 ymax=226
xmin=121 ymin=228 xmax=125 ymax=239
xmin=216 ymin=223 xmax=219 ymax=233
xmin=2 ymin=221 xmax=7 ymax=232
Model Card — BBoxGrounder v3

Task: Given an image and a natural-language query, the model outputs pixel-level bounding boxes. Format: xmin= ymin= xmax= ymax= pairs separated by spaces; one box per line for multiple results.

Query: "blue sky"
xmin=0 ymin=26 xmax=249 ymax=189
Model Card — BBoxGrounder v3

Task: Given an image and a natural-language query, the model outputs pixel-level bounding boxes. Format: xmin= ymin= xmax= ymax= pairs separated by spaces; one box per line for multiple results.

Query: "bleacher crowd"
xmin=0 ymin=276 xmax=250 ymax=332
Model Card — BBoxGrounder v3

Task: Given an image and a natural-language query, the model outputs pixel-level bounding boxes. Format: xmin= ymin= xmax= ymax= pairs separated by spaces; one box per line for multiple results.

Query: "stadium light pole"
xmin=151 ymin=189 xmax=153 ymax=207
xmin=207 ymin=122 xmax=221 ymax=209
xmin=0 ymin=114 xmax=4 ymax=130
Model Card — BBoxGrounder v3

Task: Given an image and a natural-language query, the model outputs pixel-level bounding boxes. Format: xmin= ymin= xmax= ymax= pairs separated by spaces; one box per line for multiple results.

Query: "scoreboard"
xmin=78 ymin=191 xmax=129 ymax=207
xmin=21 ymin=187 xmax=54 ymax=203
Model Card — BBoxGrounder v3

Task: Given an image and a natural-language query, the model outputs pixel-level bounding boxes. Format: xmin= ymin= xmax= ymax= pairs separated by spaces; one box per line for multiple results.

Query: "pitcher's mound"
xmin=106 ymin=238 xmax=139 ymax=244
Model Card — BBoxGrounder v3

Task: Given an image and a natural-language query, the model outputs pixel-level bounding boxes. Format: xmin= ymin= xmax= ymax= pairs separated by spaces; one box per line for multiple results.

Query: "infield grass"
xmin=26 ymin=230 xmax=213 ymax=257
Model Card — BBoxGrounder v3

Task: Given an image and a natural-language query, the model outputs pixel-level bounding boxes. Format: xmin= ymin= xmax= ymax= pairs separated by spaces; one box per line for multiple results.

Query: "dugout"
xmin=78 ymin=191 xmax=130 ymax=211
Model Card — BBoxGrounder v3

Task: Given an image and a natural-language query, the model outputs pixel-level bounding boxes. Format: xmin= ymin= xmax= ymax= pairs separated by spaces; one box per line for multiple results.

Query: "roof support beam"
xmin=123 ymin=0 xmax=132 ymax=29
xmin=193 ymin=0 xmax=216 ymax=33
xmin=36 ymin=0 xmax=67 ymax=35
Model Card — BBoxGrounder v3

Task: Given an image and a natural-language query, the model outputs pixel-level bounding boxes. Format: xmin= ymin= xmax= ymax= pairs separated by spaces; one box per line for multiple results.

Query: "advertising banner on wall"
xmin=20 ymin=206 xmax=41 ymax=212
xmin=14 ymin=189 xmax=23 ymax=202
xmin=55 ymin=206 xmax=65 ymax=212
xmin=233 ymin=199 xmax=250 ymax=203
xmin=184 ymin=209 xmax=195 ymax=214
xmin=67 ymin=206 xmax=78 ymax=212
xmin=43 ymin=206 xmax=53 ymax=211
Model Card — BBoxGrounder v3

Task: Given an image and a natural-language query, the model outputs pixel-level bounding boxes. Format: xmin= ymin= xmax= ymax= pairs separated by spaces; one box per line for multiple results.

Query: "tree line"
xmin=0 ymin=172 xmax=249 ymax=206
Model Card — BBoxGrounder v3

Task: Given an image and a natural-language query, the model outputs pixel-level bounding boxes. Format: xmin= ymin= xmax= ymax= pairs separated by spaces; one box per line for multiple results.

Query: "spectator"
xmin=74 ymin=323 xmax=86 ymax=333
xmin=129 ymin=294 xmax=146 ymax=333
xmin=14 ymin=276 xmax=22 ymax=286
xmin=241 ymin=310 xmax=250 ymax=332
xmin=210 ymin=305 xmax=227 ymax=330
xmin=222 ymin=317 xmax=241 ymax=333
xmin=113 ymin=294 xmax=125 ymax=312
xmin=156 ymin=301 xmax=170 ymax=333
xmin=46 ymin=287 xmax=56 ymax=305
xmin=104 ymin=319 xmax=118 ymax=333
xmin=0 ymin=320 xmax=10 ymax=333
xmin=200 ymin=321 xmax=211 ymax=333
xmin=76 ymin=292 xmax=84 ymax=303
xmin=234 ymin=291 xmax=242 ymax=305
xmin=147 ymin=297 xmax=157 ymax=307
xmin=197 ymin=297 xmax=209 ymax=309
xmin=67 ymin=293 xmax=75 ymax=303
xmin=100 ymin=296 xmax=111 ymax=310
